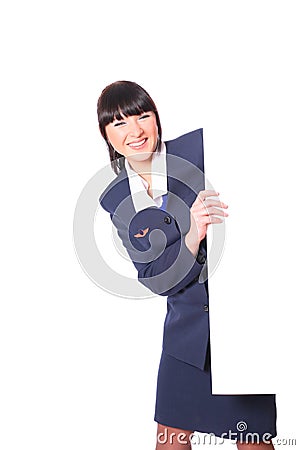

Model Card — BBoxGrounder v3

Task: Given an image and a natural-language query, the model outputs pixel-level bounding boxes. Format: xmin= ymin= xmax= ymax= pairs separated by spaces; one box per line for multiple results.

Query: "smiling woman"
xmin=96 ymin=80 xmax=277 ymax=450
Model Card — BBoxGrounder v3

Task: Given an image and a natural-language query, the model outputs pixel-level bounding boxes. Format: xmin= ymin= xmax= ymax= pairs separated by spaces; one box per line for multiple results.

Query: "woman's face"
xmin=105 ymin=111 xmax=158 ymax=163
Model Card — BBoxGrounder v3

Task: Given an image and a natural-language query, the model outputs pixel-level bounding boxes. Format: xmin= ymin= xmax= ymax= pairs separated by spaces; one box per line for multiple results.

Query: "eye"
xmin=139 ymin=113 xmax=150 ymax=120
xmin=113 ymin=121 xmax=126 ymax=127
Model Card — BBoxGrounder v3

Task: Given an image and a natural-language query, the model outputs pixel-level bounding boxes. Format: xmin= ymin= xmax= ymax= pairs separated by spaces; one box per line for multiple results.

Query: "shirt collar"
xmin=125 ymin=142 xmax=167 ymax=212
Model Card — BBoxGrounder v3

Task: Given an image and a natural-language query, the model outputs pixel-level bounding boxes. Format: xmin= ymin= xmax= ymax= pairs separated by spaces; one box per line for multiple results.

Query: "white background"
xmin=1 ymin=1 xmax=299 ymax=449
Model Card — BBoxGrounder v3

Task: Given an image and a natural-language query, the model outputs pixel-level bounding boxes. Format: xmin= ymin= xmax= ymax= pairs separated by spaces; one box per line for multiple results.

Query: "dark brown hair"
xmin=97 ymin=81 xmax=162 ymax=175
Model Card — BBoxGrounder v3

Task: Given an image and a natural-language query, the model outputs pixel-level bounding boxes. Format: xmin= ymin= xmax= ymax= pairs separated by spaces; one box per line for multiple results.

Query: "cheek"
xmin=106 ymin=127 xmax=121 ymax=146
xmin=149 ymin=121 xmax=158 ymax=138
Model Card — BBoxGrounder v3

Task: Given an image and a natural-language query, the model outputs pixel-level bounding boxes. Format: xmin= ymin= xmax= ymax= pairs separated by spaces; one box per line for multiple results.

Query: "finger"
xmin=205 ymin=207 xmax=229 ymax=217
xmin=200 ymin=216 xmax=224 ymax=224
xmin=197 ymin=190 xmax=219 ymax=201
xmin=195 ymin=215 xmax=224 ymax=225
xmin=207 ymin=216 xmax=224 ymax=224
xmin=204 ymin=200 xmax=228 ymax=209
xmin=191 ymin=201 xmax=228 ymax=214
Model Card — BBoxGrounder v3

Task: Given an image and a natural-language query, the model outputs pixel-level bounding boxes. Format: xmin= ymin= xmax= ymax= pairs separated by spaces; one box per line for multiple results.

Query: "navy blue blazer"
xmin=99 ymin=129 xmax=210 ymax=370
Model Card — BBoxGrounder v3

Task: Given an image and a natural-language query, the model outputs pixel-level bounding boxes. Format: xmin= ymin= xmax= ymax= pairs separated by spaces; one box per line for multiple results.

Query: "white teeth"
xmin=129 ymin=138 xmax=146 ymax=148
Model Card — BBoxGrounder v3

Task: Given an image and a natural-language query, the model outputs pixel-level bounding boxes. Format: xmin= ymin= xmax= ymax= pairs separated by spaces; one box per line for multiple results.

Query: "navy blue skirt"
xmin=154 ymin=345 xmax=277 ymax=441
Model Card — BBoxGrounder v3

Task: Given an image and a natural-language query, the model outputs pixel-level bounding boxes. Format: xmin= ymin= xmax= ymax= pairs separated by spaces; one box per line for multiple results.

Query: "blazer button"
xmin=203 ymin=304 xmax=209 ymax=312
xmin=197 ymin=253 xmax=206 ymax=264
xmin=164 ymin=216 xmax=172 ymax=224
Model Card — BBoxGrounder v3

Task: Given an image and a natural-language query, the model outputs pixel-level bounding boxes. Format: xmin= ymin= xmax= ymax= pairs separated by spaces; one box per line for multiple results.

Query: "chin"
xmin=128 ymin=151 xmax=153 ymax=162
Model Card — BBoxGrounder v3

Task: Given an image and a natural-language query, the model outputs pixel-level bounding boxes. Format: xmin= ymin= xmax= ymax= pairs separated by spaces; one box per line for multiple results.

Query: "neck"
xmin=127 ymin=156 xmax=152 ymax=178
xmin=127 ymin=157 xmax=152 ymax=194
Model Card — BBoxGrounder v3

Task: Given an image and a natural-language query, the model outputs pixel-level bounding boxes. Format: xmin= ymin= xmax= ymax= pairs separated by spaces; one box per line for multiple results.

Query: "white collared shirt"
xmin=125 ymin=142 xmax=167 ymax=212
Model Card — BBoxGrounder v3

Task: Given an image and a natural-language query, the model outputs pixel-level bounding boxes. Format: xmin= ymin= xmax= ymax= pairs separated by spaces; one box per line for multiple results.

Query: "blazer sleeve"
xmin=103 ymin=205 xmax=206 ymax=297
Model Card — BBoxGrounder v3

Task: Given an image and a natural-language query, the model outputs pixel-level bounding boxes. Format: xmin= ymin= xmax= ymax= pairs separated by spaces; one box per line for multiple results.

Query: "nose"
xmin=128 ymin=118 xmax=143 ymax=137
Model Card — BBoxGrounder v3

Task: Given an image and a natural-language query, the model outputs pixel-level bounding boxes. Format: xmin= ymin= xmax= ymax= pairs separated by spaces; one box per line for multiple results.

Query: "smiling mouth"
xmin=128 ymin=138 xmax=148 ymax=149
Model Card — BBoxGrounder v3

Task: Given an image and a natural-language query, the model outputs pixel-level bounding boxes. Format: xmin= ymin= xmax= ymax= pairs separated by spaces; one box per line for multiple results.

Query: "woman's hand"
xmin=185 ymin=190 xmax=229 ymax=257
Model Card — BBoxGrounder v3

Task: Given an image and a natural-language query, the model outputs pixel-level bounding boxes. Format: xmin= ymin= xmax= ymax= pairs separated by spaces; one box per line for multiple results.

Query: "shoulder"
xmin=165 ymin=128 xmax=204 ymax=171
xmin=166 ymin=128 xmax=203 ymax=150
